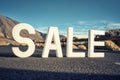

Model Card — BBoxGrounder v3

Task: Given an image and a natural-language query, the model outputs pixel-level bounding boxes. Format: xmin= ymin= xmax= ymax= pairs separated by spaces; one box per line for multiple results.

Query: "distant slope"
xmin=0 ymin=15 xmax=43 ymax=45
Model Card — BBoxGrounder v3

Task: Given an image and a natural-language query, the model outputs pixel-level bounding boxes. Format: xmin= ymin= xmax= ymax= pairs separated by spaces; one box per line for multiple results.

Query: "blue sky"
xmin=0 ymin=0 xmax=120 ymax=37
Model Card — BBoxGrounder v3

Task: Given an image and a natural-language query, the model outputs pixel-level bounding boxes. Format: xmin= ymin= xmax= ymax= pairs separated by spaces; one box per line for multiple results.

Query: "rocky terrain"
xmin=60 ymin=30 xmax=120 ymax=52
xmin=0 ymin=15 xmax=120 ymax=52
xmin=71 ymin=29 xmax=120 ymax=51
xmin=0 ymin=15 xmax=43 ymax=46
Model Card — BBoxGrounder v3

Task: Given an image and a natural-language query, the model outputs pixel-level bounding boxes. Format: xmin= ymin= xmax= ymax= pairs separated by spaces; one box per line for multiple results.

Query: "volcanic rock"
xmin=78 ymin=45 xmax=87 ymax=50
xmin=105 ymin=40 xmax=120 ymax=51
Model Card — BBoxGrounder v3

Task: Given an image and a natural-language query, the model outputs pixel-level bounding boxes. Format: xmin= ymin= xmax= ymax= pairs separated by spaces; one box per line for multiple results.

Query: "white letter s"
xmin=12 ymin=23 xmax=35 ymax=58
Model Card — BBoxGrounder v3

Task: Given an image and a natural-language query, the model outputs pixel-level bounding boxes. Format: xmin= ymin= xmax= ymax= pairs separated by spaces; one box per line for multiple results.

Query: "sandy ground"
xmin=0 ymin=46 xmax=120 ymax=80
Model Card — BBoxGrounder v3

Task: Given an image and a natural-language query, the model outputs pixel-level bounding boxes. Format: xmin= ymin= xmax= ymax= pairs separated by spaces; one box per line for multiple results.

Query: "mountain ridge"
xmin=0 ymin=15 xmax=43 ymax=45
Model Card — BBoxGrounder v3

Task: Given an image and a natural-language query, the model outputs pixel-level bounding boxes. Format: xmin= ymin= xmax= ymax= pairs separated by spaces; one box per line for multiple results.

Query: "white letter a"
xmin=42 ymin=27 xmax=63 ymax=58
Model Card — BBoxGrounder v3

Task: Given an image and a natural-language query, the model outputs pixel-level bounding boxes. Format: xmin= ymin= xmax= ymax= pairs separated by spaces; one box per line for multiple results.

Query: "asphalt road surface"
xmin=0 ymin=48 xmax=120 ymax=80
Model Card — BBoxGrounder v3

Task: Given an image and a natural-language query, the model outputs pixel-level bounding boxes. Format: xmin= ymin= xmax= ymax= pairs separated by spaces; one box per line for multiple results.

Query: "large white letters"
xmin=11 ymin=23 xmax=106 ymax=58
xmin=66 ymin=27 xmax=85 ymax=57
xmin=12 ymin=23 xmax=35 ymax=58
xmin=88 ymin=30 xmax=105 ymax=57
xmin=42 ymin=27 xmax=63 ymax=58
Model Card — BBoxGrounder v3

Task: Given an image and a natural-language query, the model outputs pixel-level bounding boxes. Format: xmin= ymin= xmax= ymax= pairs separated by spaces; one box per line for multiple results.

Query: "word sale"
xmin=12 ymin=23 xmax=105 ymax=58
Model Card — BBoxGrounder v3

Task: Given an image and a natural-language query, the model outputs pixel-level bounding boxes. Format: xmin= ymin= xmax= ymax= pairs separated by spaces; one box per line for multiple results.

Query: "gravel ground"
xmin=0 ymin=48 xmax=120 ymax=80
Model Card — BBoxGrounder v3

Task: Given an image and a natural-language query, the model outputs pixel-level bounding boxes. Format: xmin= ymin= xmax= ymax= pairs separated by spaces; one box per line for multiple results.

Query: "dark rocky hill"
xmin=0 ymin=15 xmax=43 ymax=45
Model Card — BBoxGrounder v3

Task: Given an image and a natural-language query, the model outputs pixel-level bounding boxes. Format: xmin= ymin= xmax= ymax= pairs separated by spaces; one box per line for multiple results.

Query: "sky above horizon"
xmin=0 ymin=0 xmax=120 ymax=37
